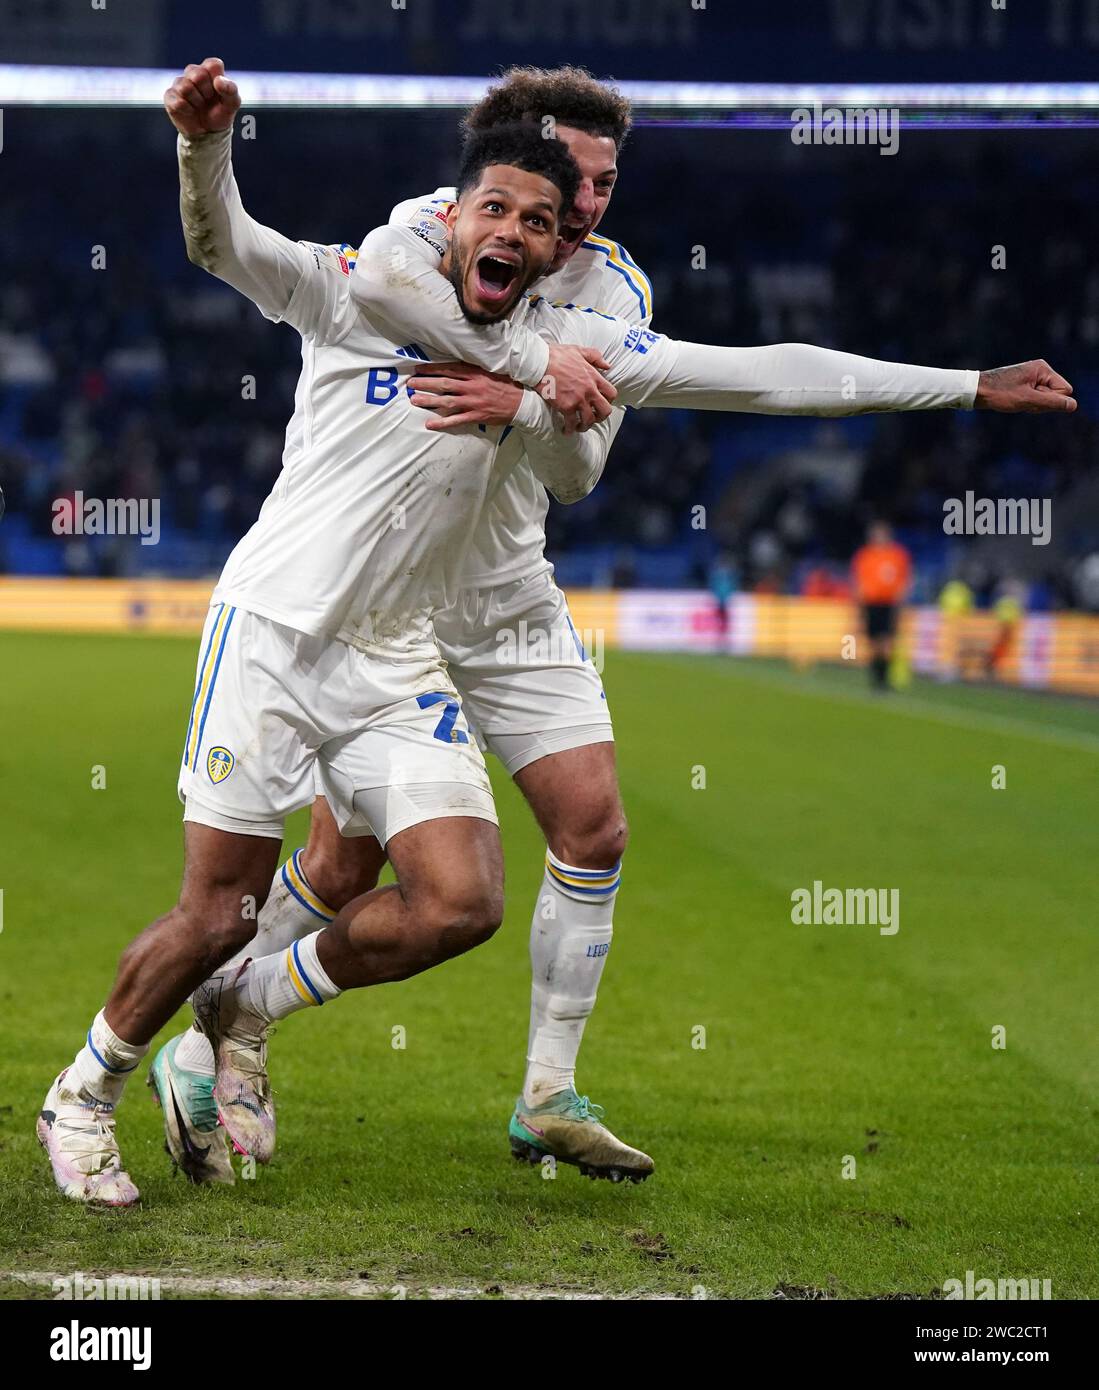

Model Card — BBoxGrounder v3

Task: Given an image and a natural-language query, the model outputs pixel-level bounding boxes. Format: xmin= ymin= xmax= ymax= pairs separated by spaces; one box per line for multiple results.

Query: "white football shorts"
xmin=433 ymin=570 xmax=614 ymax=775
xmin=178 ymin=603 xmax=496 ymax=845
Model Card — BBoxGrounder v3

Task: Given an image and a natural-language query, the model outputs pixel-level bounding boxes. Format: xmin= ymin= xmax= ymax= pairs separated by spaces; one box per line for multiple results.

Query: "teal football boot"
xmin=148 ymin=1031 xmax=235 ymax=1184
xmin=509 ymin=1090 xmax=654 ymax=1183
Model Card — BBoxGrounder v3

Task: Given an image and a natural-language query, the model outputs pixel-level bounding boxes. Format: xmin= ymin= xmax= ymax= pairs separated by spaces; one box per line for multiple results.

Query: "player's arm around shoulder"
xmin=529 ymin=236 xmax=666 ymax=416
xmin=534 ymin=299 xmax=667 ymax=413
xmin=350 ymin=218 xmax=551 ymax=387
xmin=501 ymin=250 xmax=652 ymax=500
xmin=351 ymin=189 xmax=451 ymax=300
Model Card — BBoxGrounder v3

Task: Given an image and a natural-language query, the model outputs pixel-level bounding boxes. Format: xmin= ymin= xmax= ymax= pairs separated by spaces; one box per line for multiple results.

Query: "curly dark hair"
xmin=463 ymin=65 xmax=632 ymax=152
xmin=456 ymin=122 xmax=580 ymax=219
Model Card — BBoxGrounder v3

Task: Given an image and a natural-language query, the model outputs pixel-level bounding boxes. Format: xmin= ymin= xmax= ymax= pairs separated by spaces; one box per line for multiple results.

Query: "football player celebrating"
xmin=40 ymin=91 xmax=605 ymax=1206
xmin=155 ymin=63 xmax=662 ymax=1186
xmin=163 ymin=63 xmax=1073 ymax=1190
xmin=41 ymin=59 xmax=1074 ymax=1208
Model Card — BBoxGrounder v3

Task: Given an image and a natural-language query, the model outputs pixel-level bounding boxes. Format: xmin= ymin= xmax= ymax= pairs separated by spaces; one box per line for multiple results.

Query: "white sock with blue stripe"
xmin=175 ymin=850 xmax=339 ymax=1076
xmin=67 ymin=1010 xmax=149 ymax=1107
xmin=243 ymin=931 xmax=342 ymax=1022
xmin=523 ymin=849 xmax=620 ymax=1108
xmin=222 ymin=848 xmax=337 ymax=974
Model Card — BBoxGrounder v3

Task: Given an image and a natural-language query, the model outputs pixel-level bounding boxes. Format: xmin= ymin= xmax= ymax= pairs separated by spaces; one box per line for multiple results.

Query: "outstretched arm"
xmin=513 ymin=340 xmax=1074 ymax=501
xmin=558 ymin=314 xmax=1075 ymax=417
xmin=638 ymin=340 xmax=980 ymax=414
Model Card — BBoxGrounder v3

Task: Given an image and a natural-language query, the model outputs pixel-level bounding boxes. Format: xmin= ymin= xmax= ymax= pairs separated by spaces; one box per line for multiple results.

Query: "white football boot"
xmin=191 ymin=964 xmax=276 ymax=1163
xmin=38 ymin=1069 xmax=140 ymax=1207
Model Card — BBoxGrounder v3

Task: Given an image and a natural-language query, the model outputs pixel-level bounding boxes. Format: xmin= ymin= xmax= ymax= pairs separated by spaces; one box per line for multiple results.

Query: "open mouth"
xmin=473 ymin=252 xmax=520 ymax=305
xmin=560 ymin=220 xmax=590 ymax=248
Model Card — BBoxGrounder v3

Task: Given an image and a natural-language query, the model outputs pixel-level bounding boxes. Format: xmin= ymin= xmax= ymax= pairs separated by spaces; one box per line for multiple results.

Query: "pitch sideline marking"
xmin=0 ymin=1269 xmax=684 ymax=1301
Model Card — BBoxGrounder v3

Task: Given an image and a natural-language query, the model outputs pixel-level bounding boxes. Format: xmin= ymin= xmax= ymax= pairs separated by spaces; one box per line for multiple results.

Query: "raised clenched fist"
xmin=164 ymin=57 xmax=240 ymax=138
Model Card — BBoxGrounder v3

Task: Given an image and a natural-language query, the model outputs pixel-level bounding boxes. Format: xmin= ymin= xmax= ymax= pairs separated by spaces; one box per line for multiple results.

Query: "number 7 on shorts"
xmin=416 ymin=691 xmax=469 ymax=745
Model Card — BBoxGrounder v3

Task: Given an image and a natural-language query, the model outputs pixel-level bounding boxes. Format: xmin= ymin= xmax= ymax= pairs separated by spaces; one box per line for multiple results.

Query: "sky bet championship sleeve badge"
xmin=207 ymin=747 xmax=235 ymax=784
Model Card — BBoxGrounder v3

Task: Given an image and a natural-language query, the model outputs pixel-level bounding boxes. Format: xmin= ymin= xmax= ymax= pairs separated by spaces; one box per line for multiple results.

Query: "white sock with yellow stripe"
xmin=222 ymin=848 xmax=337 ymax=973
xmin=523 ymin=849 xmax=620 ymax=1108
xmin=244 ymin=931 xmax=341 ymax=1022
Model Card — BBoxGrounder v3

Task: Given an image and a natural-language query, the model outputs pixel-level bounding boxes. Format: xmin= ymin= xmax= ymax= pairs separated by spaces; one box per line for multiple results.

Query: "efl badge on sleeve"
xmin=207 ymin=747 xmax=235 ymax=784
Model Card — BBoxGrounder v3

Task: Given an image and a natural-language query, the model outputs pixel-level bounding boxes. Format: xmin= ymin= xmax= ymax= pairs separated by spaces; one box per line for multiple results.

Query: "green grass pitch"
xmin=1 ymin=631 xmax=1096 ymax=1299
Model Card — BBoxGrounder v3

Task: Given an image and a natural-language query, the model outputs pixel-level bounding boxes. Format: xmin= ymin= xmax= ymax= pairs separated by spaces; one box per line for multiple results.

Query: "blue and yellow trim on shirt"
xmin=335 ymin=242 xmax=359 ymax=274
xmin=581 ymin=234 xmax=653 ymax=322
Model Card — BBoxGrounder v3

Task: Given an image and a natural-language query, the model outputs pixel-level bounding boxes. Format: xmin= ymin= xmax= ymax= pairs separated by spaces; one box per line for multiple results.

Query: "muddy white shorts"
xmin=431 ymin=571 xmax=614 ymax=775
xmin=178 ymin=603 xmax=496 ymax=845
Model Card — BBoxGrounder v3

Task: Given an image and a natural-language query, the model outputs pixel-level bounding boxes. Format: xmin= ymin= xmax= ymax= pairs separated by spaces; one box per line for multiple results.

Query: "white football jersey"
xmin=211 ymin=225 xmax=972 ymax=666
xmin=388 ymin=189 xmax=653 ymax=589
xmin=187 ymin=136 xmax=973 ymax=668
xmin=212 ymin=238 xmax=662 ymax=658
xmin=212 ymin=241 xmax=526 ymax=657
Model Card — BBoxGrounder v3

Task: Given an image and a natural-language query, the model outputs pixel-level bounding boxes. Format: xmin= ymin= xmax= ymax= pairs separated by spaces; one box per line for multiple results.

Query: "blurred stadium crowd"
xmin=3 ymin=111 xmax=1099 ymax=612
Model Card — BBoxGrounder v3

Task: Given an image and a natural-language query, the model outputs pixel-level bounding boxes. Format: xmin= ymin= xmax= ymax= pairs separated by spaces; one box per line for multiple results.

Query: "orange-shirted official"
xmin=852 ymin=539 xmax=911 ymax=605
xmin=850 ymin=521 xmax=912 ymax=690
